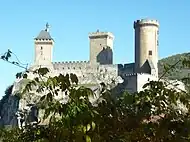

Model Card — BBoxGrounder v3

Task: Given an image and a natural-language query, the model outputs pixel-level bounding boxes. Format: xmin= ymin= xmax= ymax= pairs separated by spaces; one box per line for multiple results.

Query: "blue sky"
xmin=0 ymin=0 xmax=189 ymax=98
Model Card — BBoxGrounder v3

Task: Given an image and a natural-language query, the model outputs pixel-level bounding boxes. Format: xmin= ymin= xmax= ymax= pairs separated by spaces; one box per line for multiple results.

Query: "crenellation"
xmin=89 ymin=31 xmax=114 ymax=39
xmin=53 ymin=60 xmax=89 ymax=64
xmin=134 ymin=19 xmax=159 ymax=28
xmin=125 ymin=72 xmax=157 ymax=77
xmin=125 ymin=73 xmax=137 ymax=76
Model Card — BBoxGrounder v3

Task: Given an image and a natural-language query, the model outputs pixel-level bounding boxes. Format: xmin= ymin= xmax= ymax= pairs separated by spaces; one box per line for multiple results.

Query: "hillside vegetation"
xmin=158 ymin=52 xmax=190 ymax=80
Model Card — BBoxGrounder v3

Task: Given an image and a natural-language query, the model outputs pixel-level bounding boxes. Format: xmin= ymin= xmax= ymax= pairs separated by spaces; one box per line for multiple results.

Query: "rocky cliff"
xmin=0 ymin=67 xmax=123 ymax=128
xmin=0 ymin=85 xmax=19 ymax=127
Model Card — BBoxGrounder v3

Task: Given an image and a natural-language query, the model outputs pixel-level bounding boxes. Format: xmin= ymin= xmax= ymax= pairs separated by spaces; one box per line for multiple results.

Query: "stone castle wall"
xmin=53 ymin=61 xmax=137 ymax=78
xmin=52 ymin=61 xmax=120 ymax=85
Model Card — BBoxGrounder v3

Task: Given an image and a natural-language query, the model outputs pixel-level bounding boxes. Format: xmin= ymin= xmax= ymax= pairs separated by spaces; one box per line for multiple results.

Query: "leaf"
xmin=91 ymin=121 xmax=96 ymax=131
xmin=70 ymin=73 xmax=78 ymax=84
xmin=92 ymin=110 xmax=99 ymax=115
xmin=5 ymin=51 xmax=11 ymax=61
xmin=31 ymin=80 xmax=37 ymax=86
xmin=55 ymin=90 xmax=58 ymax=96
xmin=83 ymin=126 xmax=87 ymax=133
xmin=16 ymin=72 xmax=22 ymax=79
xmin=34 ymin=77 xmax=39 ymax=82
xmin=47 ymin=92 xmax=53 ymax=102
xmin=40 ymin=95 xmax=46 ymax=101
xmin=1 ymin=55 xmax=5 ymax=59
xmin=65 ymin=74 xmax=71 ymax=87
xmin=60 ymin=84 xmax=67 ymax=92
xmin=143 ymin=82 xmax=149 ymax=89
xmin=38 ymin=67 xmax=49 ymax=76
xmin=85 ymin=135 xmax=91 ymax=142
xmin=87 ymin=124 xmax=91 ymax=132
xmin=23 ymin=73 xmax=28 ymax=79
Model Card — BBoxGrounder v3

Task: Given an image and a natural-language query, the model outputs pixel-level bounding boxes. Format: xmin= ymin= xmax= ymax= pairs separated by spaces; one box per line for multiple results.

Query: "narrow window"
xmin=149 ymin=50 xmax=152 ymax=56
xmin=41 ymin=47 xmax=43 ymax=55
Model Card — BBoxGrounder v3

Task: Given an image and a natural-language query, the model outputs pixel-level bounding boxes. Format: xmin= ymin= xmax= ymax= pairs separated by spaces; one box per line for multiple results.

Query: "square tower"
xmin=34 ymin=23 xmax=54 ymax=66
xmin=89 ymin=30 xmax=114 ymax=65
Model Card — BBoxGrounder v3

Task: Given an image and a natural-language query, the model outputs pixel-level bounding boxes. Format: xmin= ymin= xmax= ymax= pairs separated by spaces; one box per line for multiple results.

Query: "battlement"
xmin=53 ymin=61 xmax=91 ymax=71
xmin=53 ymin=61 xmax=119 ymax=71
xmin=89 ymin=30 xmax=114 ymax=39
xmin=134 ymin=19 xmax=159 ymax=28
xmin=125 ymin=73 xmax=138 ymax=76
xmin=125 ymin=72 xmax=157 ymax=77
xmin=54 ymin=61 xmax=89 ymax=64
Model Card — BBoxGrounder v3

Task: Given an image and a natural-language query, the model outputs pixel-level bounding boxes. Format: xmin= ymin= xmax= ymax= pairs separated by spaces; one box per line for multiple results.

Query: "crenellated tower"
xmin=89 ymin=30 xmax=114 ymax=65
xmin=134 ymin=19 xmax=159 ymax=77
xmin=34 ymin=23 xmax=54 ymax=66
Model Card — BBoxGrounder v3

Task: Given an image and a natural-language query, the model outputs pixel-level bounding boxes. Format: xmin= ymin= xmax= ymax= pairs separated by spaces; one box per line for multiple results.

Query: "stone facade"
xmin=89 ymin=31 xmax=114 ymax=65
xmin=30 ymin=19 xmax=160 ymax=93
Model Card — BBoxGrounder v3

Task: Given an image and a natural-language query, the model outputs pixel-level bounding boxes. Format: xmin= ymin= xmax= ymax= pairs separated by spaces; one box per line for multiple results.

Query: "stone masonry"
xmin=31 ymin=19 xmax=160 ymax=93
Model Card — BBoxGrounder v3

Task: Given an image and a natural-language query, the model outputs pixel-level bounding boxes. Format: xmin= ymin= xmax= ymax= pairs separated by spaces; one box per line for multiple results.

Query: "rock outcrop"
xmin=0 ymin=67 xmax=123 ymax=128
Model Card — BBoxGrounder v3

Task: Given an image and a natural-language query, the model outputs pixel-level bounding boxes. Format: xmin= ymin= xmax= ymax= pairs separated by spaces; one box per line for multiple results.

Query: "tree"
xmin=0 ymin=52 xmax=190 ymax=142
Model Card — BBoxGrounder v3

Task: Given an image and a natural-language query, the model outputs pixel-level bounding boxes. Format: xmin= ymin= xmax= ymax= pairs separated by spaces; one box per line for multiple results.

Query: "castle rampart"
xmin=33 ymin=19 xmax=160 ymax=93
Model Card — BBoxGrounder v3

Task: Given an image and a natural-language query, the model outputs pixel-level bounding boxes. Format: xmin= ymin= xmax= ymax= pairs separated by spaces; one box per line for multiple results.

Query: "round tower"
xmin=134 ymin=19 xmax=159 ymax=77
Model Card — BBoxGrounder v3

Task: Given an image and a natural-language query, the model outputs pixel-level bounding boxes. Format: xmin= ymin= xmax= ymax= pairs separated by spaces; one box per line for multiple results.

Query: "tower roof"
xmin=35 ymin=23 xmax=53 ymax=40
xmin=146 ymin=59 xmax=155 ymax=69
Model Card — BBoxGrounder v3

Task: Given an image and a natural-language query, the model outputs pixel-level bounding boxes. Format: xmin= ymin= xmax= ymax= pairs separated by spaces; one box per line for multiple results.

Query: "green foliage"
xmin=158 ymin=52 xmax=190 ymax=80
xmin=0 ymin=54 xmax=190 ymax=141
xmin=1 ymin=49 xmax=12 ymax=61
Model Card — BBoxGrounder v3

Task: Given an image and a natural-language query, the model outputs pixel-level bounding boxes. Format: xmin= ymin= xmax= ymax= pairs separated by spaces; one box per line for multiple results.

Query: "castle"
xmin=32 ymin=18 xmax=159 ymax=93
xmin=2 ymin=18 xmax=187 ymax=128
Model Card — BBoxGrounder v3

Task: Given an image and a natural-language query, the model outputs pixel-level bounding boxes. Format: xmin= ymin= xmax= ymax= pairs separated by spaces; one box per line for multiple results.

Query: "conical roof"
xmin=35 ymin=30 xmax=52 ymax=40
xmin=35 ymin=23 xmax=53 ymax=40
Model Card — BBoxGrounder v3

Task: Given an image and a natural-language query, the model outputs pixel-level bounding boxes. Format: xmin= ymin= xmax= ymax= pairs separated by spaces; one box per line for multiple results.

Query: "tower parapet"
xmin=89 ymin=31 xmax=114 ymax=40
xmin=134 ymin=19 xmax=159 ymax=28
